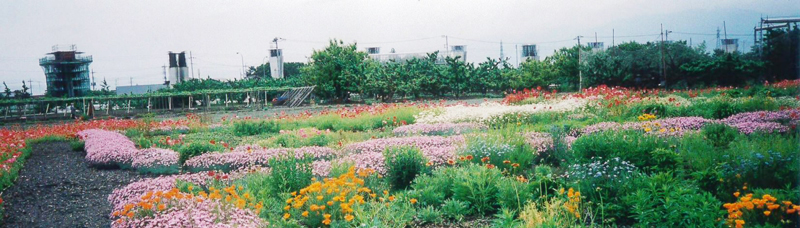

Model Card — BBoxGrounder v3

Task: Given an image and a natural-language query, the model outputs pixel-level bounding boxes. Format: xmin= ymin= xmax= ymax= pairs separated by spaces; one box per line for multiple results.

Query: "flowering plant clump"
xmin=342 ymin=136 xmax=464 ymax=173
xmin=184 ymin=148 xmax=289 ymax=172
xmin=558 ymin=188 xmax=582 ymax=219
xmin=637 ymin=113 xmax=657 ymax=121
xmin=284 ymin=167 xmax=387 ymax=226
xmin=77 ymin=129 xmax=140 ymax=167
xmin=111 ymin=185 xmax=265 ymax=228
xmin=393 ymin=123 xmax=487 ymax=136
xmin=723 ymin=191 xmax=799 ymax=228
xmin=564 ymin=157 xmax=636 ymax=187
xmin=131 ymin=148 xmax=180 ymax=174
xmin=525 ymin=132 xmax=554 ymax=154
xmin=415 ymin=98 xmax=587 ymax=124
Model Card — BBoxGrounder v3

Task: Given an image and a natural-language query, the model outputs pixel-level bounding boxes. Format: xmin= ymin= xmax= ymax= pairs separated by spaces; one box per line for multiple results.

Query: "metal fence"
xmin=0 ymin=87 xmax=300 ymax=122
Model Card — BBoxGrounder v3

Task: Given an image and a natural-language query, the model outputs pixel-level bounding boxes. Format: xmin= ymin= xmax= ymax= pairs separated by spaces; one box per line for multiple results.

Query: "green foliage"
xmin=416 ymin=205 xmax=444 ymax=225
xmin=571 ymin=130 xmax=675 ymax=170
xmin=496 ymin=176 xmax=535 ymax=212
xmin=384 ymin=146 xmax=429 ymax=190
xmin=649 ymin=148 xmax=681 ymax=173
xmin=451 ymin=164 xmax=503 ymax=215
xmin=441 ymin=199 xmax=470 ymax=222
xmin=408 ymin=167 xmax=455 ymax=207
xmin=352 ymin=200 xmax=416 ymax=228
xmin=302 ymin=39 xmax=370 ymax=100
xmin=266 ymin=153 xmax=314 ymax=195
xmin=491 ymin=208 xmax=521 ymax=228
xmin=178 ymin=142 xmax=223 ymax=164
xmin=701 ymin=123 xmax=739 ymax=148
xmin=232 ymin=120 xmax=280 ymax=136
xmin=622 ymin=172 xmax=723 ymax=227
xmin=69 ymin=140 xmax=85 ymax=151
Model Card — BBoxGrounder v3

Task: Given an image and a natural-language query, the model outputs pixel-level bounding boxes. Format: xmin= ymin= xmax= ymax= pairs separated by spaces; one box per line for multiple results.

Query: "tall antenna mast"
xmin=500 ymin=40 xmax=504 ymax=60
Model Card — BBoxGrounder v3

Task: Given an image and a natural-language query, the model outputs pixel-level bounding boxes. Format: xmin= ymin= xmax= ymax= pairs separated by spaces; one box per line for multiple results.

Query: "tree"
xmin=2 ymin=81 xmax=10 ymax=99
xmin=301 ymin=39 xmax=369 ymax=100
xmin=101 ymin=78 xmax=110 ymax=93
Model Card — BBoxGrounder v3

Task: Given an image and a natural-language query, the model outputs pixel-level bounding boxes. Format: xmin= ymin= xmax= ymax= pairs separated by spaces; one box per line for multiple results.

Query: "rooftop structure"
xmin=39 ymin=45 xmax=93 ymax=97
xmin=368 ymin=45 xmax=467 ymax=64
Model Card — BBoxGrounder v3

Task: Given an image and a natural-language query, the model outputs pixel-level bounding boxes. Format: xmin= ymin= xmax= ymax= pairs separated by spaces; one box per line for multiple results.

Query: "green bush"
xmin=408 ymin=167 xmax=455 ymax=207
xmin=496 ymin=176 xmax=535 ymax=212
xmin=451 ymin=164 xmax=503 ymax=215
xmin=178 ymin=142 xmax=223 ymax=164
xmin=701 ymin=123 xmax=739 ymax=148
xmin=69 ymin=140 xmax=85 ymax=151
xmin=384 ymin=146 xmax=429 ymax=190
xmin=266 ymin=153 xmax=314 ymax=195
xmin=571 ymin=130 xmax=675 ymax=170
xmin=416 ymin=206 xmax=444 ymax=225
xmin=649 ymin=148 xmax=682 ymax=173
xmin=441 ymin=199 xmax=470 ymax=222
xmin=233 ymin=120 xmax=280 ymax=136
xmin=622 ymin=172 xmax=722 ymax=227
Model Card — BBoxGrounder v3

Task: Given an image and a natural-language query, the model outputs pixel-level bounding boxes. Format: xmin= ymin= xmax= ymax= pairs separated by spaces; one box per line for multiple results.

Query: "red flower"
xmin=210 ymin=140 xmax=216 ymax=145
xmin=481 ymin=157 xmax=490 ymax=163
xmin=465 ymin=155 xmax=474 ymax=160
xmin=486 ymin=164 xmax=495 ymax=169
xmin=208 ymin=171 xmax=215 ymax=176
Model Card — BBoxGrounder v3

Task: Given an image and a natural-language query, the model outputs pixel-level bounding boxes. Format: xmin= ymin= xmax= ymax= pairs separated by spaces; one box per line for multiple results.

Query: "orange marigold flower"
xmin=410 ymin=198 xmax=418 ymax=204
xmin=302 ymin=211 xmax=309 ymax=217
xmin=764 ymin=210 xmax=771 ymax=216
xmin=511 ymin=163 xmax=520 ymax=168
xmin=345 ymin=214 xmax=354 ymax=222
xmin=283 ymin=213 xmax=291 ymax=219
xmin=503 ymin=160 xmax=511 ymax=164
xmin=733 ymin=192 xmax=740 ymax=197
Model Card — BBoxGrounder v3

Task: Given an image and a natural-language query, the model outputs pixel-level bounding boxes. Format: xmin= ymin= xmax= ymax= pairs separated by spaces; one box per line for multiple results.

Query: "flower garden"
xmin=0 ymin=80 xmax=799 ymax=227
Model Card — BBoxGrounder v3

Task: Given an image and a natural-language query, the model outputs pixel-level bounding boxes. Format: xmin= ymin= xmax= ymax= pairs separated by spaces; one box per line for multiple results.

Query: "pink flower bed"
xmin=77 ymin=129 xmax=139 ymax=166
xmin=131 ymin=148 xmax=180 ymax=173
xmin=525 ymin=132 xmax=554 ymax=153
xmin=113 ymin=197 xmax=265 ymax=228
xmin=582 ymin=111 xmax=800 ymax=136
xmin=341 ymin=136 xmax=465 ymax=174
xmin=393 ymin=123 xmax=486 ymax=136
xmin=185 ymin=146 xmax=338 ymax=171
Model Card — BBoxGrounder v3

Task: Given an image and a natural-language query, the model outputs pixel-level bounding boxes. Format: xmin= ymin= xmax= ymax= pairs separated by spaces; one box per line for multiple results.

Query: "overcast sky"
xmin=1 ymin=0 xmax=797 ymax=95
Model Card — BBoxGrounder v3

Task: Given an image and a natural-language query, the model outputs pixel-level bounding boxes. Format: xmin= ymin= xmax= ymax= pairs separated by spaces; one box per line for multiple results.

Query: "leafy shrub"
xmin=307 ymin=134 xmax=331 ymax=146
xmin=408 ymin=167 xmax=455 ymax=207
xmin=622 ymin=172 xmax=722 ymax=227
xmin=441 ymin=199 xmax=469 ymax=222
xmin=232 ymin=120 xmax=280 ymax=136
xmin=720 ymin=150 xmax=797 ymax=190
xmin=649 ymin=148 xmax=681 ymax=172
xmin=571 ymin=130 xmax=675 ymax=170
xmin=702 ymin=123 xmax=739 ymax=148
xmin=352 ymin=199 xmax=416 ymax=228
xmin=565 ymin=157 xmax=638 ymax=223
xmin=491 ymin=208 xmax=521 ymax=227
xmin=496 ymin=176 xmax=535 ymax=212
xmin=416 ymin=206 xmax=444 ymax=225
xmin=267 ymin=152 xmax=314 ymax=195
xmin=451 ymin=164 xmax=503 ymax=215
xmin=69 ymin=140 xmax=85 ymax=151
xmin=177 ymin=142 xmax=223 ymax=163
xmin=384 ymin=146 xmax=429 ymax=190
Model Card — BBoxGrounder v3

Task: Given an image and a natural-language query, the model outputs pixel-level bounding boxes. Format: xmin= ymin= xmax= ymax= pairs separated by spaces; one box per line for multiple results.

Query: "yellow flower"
xmin=410 ymin=198 xmax=418 ymax=204
xmin=283 ymin=213 xmax=291 ymax=220
xmin=345 ymin=214 xmax=354 ymax=222
xmin=302 ymin=211 xmax=309 ymax=217
xmin=764 ymin=210 xmax=771 ymax=216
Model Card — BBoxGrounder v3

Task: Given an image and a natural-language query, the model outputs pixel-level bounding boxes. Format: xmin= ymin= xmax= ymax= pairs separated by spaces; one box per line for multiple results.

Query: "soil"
xmin=1 ymin=142 xmax=143 ymax=228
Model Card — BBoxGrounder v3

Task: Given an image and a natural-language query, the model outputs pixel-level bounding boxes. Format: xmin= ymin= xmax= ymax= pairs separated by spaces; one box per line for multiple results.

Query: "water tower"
xmin=39 ymin=45 xmax=93 ymax=97
xmin=168 ymin=51 xmax=189 ymax=85
xmin=521 ymin=44 xmax=538 ymax=61
xmin=720 ymin=39 xmax=739 ymax=53
xmin=588 ymin=42 xmax=604 ymax=52
xmin=366 ymin=47 xmax=380 ymax=54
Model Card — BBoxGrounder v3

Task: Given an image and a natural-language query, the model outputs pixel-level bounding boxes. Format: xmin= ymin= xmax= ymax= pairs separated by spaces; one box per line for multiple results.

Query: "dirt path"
xmin=1 ymin=142 xmax=143 ymax=228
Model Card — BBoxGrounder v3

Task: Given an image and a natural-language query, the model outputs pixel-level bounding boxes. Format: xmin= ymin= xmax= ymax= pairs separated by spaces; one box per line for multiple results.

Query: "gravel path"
xmin=2 ymin=142 xmax=143 ymax=228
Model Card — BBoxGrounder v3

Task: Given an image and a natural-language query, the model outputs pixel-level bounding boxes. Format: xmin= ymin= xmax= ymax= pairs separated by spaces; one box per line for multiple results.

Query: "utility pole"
xmin=190 ymin=51 xmax=195 ymax=79
xmin=130 ymin=77 xmax=133 ymax=86
xmin=515 ymin=44 xmax=519 ymax=67
xmin=236 ymin=52 xmax=245 ymax=79
xmin=724 ymin=21 xmax=729 ymax=53
xmin=660 ymin=24 xmax=667 ymax=89
xmin=162 ymin=65 xmax=168 ymax=85
xmin=29 ymin=79 xmax=33 ymax=95
xmin=91 ymin=70 xmax=96 ymax=90
xmin=574 ymin=35 xmax=584 ymax=90
xmin=500 ymin=40 xmax=504 ymax=60
xmin=442 ymin=35 xmax=449 ymax=55
xmin=612 ymin=29 xmax=615 ymax=48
